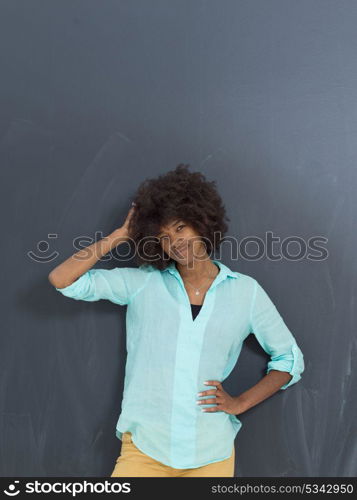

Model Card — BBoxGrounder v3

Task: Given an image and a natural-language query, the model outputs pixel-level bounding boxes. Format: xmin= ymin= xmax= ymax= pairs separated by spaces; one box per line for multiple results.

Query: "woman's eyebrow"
xmin=158 ymin=220 xmax=181 ymax=237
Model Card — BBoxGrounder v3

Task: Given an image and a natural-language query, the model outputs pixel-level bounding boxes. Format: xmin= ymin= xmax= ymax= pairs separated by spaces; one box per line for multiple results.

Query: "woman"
xmin=49 ymin=164 xmax=304 ymax=477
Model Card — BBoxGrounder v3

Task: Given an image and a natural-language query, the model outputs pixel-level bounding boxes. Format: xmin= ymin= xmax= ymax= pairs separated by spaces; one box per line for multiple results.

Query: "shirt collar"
xmin=162 ymin=259 xmax=238 ymax=288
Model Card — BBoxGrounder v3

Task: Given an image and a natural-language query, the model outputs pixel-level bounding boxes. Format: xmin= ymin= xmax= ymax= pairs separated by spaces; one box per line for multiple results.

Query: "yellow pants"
xmin=110 ymin=432 xmax=235 ymax=477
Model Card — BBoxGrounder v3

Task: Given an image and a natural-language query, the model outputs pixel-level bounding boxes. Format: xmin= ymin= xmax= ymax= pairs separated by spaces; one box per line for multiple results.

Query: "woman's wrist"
xmin=232 ymin=395 xmax=250 ymax=415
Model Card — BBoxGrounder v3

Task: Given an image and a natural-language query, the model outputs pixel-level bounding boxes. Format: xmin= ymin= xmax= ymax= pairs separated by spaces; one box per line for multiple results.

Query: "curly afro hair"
xmin=127 ymin=163 xmax=230 ymax=271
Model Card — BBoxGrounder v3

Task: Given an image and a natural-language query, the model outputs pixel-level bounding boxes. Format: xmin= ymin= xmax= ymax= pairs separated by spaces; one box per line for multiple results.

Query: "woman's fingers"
xmin=123 ymin=205 xmax=136 ymax=226
xmin=197 ymin=397 xmax=217 ymax=405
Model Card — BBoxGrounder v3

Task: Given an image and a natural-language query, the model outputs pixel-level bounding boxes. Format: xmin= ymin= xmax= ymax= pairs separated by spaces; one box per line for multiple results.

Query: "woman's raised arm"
xmin=48 ymin=205 xmax=136 ymax=289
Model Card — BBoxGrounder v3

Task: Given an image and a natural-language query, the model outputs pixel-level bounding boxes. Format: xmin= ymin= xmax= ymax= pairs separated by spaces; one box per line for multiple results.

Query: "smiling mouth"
xmin=174 ymin=243 xmax=188 ymax=256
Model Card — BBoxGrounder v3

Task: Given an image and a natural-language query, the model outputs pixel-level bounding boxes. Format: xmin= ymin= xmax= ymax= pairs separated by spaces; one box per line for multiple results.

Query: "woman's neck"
xmin=176 ymin=258 xmax=219 ymax=281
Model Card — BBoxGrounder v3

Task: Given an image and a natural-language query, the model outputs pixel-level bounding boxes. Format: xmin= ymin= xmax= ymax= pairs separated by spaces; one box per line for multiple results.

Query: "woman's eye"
xmin=158 ymin=224 xmax=185 ymax=241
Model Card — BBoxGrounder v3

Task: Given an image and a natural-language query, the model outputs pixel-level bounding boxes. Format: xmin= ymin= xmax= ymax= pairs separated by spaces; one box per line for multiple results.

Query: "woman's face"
xmin=157 ymin=219 xmax=206 ymax=263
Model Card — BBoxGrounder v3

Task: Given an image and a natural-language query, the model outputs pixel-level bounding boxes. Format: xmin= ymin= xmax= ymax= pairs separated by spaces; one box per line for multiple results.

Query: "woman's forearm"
xmin=48 ymin=228 xmax=128 ymax=289
xmin=234 ymin=370 xmax=293 ymax=415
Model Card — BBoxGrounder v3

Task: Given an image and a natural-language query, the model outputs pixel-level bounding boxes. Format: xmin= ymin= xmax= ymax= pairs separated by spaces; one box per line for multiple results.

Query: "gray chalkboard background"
xmin=0 ymin=0 xmax=356 ymax=477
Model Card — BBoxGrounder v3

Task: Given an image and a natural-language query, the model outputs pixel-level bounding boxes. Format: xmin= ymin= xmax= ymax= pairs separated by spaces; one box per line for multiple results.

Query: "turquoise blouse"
xmin=55 ymin=259 xmax=305 ymax=469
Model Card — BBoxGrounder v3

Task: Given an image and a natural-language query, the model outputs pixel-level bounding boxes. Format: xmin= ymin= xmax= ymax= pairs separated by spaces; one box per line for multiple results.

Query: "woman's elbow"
xmin=48 ymin=270 xmax=69 ymax=289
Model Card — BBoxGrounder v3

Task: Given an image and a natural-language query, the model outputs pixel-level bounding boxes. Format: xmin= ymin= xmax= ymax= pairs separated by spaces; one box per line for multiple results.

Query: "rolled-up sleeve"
xmin=55 ymin=266 xmax=152 ymax=306
xmin=250 ymin=279 xmax=305 ymax=390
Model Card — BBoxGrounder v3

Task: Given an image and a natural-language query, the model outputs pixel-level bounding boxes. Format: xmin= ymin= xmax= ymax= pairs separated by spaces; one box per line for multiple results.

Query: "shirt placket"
xmin=168 ymin=267 xmax=222 ymax=467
